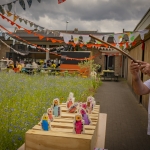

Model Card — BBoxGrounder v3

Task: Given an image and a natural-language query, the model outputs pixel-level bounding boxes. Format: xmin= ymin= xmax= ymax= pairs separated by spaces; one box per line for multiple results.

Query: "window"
xmin=17 ymin=44 xmax=26 ymax=52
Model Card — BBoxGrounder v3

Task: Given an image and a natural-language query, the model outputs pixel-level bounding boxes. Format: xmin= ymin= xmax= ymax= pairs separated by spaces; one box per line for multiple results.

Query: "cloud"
xmin=0 ymin=0 xmax=149 ymax=33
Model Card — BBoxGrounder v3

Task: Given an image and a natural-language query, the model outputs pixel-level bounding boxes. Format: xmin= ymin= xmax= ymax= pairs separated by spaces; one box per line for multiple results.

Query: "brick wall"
xmin=114 ymin=55 xmax=121 ymax=75
xmin=90 ymin=48 xmax=121 ymax=75
xmin=90 ymin=48 xmax=104 ymax=71
xmin=0 ymin=43 xmax=10 ymax=59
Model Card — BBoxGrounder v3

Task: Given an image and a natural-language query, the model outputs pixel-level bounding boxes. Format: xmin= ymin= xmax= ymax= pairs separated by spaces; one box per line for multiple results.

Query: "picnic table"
xmin=100 ymin=70 xmax=119 ymax=81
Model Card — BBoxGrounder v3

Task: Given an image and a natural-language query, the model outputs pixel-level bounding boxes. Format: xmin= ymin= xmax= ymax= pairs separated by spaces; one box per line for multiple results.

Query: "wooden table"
xmin=102 ymin=70 xmax=115 ymax=80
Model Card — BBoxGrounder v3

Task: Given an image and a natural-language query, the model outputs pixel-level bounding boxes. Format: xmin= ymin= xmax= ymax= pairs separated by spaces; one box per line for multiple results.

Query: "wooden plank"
xmin=32 ymin=125 xmax=94 ymax=135
xmin=95 ymin=113 xmax=107 ymax=149
xmin=61 ymin=107 xmax=99 ymax=114
xmin=17 ymin=144 xmax=25 ymax=150
xmin=61 ymin=112 xmax=98 ymax=117
xmin=53 ymin=118 xmax=97 ymax=125
xmin=91 ymin=112 xmax=99 ymax=150
xmin=25 ymin=130 xmax=92 ymax=150
xmin=51 ymin=122 xmax=96 ymax=130
xmin=18 ymin=113 xmax=106 ymax=150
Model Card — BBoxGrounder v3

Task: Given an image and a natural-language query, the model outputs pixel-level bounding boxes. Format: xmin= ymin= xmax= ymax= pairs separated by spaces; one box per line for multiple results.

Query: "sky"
xmin=0 ymin=0 xmax=150 ymax=33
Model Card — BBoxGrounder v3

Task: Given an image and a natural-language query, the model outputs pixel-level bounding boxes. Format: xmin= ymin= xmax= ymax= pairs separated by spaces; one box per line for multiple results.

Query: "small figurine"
xmin=73 ymin=114 xmax=85 ymax=134
xmin=86 ymin=96 xmax=96 ymax=114
xmin=66 ymin=92 xmax=75 ymax=109
xmin=79 ymin=108 xmax=92 ymax=125
xmin=79 ymin=102 xmax=87 ymax=110
xmin=47 ymin=107 xmax=54 ymax=122
xmin=53 ymin=98 xmax=61 ymax=117
xmin=68 ymin=103 xmax=78 ymax=113
xmin=40 ymin=113 xmax=51 ymax=131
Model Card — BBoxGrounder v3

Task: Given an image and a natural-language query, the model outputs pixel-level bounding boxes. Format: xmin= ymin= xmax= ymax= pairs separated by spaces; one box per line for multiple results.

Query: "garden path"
xmin=94 ymin=79 xmax=150 ymax=150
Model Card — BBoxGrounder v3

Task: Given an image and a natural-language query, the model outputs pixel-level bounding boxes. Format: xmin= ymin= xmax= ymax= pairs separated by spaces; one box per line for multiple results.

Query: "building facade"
xmin=0 ymin=29 xmax=123 ymax=76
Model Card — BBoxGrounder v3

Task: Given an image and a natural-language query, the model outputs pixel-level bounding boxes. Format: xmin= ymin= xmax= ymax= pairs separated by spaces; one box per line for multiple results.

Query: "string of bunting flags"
xmin=0 ymin=13 xmax=63 ymax=42
xmin=0 ymin=0 xmax=41 ymax=13
xmin=0 ymin=38 xmax=28 ymax=56
xmin=0 ymin=12 xmax=149 ymax=50
xmin=2 ymin=10 xmax=59 ymax=36
xmin=1 ymin=12 xmax=149 ymax=52
xmin=0 ymin=25 xmax=105 ymax=60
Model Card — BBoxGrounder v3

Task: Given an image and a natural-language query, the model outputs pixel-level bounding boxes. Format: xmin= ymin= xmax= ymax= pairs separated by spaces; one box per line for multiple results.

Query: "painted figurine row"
xmin=39 ymin=93 xmax=96 ymax=133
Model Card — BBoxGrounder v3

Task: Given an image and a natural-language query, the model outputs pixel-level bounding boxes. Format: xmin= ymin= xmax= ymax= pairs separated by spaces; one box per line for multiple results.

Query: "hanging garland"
xmin=0 ymin=38 xmax=28 ymax=56
xmin=0 ymin=25 xmax=104 ymax=61
xmin=0 ymin=0 xmax=41 ymax=13
xmin=3 ymin=10 xmax=59 ymax=35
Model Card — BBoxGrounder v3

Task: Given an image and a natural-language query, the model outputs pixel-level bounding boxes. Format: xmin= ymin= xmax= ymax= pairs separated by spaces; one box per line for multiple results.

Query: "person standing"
xmin=130 ymin=60 xmax=150 ymax=135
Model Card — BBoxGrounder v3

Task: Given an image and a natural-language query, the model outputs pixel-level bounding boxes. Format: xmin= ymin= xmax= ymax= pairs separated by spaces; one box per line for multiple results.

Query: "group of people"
xmin=5 ymin=58 xmax=60 ymax=73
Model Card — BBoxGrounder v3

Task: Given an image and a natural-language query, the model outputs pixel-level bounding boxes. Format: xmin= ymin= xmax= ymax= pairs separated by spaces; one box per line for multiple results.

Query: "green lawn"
xmin=0 ymin=72 xmax=100 ymax=150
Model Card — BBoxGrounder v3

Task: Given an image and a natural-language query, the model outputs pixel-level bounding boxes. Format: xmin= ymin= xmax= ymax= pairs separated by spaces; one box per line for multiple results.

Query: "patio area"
xmin=94 ymin=79 xmax=150 ymax=150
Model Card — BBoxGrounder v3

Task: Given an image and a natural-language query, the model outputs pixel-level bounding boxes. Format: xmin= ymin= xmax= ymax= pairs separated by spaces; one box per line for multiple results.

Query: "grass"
xmin=0 ymin=72 xmax=100 ymax=150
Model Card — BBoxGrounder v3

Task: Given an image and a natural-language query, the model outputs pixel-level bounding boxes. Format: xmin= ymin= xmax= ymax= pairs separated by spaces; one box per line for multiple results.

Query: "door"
xmin=107 ymin=56 xmax=115 ymax=70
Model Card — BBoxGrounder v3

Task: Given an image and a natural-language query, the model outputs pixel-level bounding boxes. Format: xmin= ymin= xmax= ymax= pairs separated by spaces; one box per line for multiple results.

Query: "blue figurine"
xmin=40 ymin=113 xmax=51 ymax=131
xmin=53 ymin=98 xmax=61 ymax=117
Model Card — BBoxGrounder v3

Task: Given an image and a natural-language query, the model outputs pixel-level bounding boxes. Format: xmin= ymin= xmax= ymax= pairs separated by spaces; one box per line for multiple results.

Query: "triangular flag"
xmin=13 ymin=14 xmax=19 ymax=22
xmin=58 ymin=0 xmax=66 ymax=4
xmin=19 ymin=17 xmax=23 ymax=22
xmin=104 ymin=35 xmax=109 ymax=42
xmin=19 ymin=0 xmax=26 ymax=10
xmin=7 ymin=3 xmax=13 ymax=11
xmin=16 ymin=24 xmax=21 ymax=29
xmin=10 ymin=21 xmax=15 ymax=26
xmin=12 ymin=39 xmax=16 ymax=45
xmin=27 ymin=0 xmax=32 ymax=7
xmin=37 ymin=0 xmax=41 ymax=3
xmin=29 ymin=22 xmax=34 ymax=27
xmin=138 ymin=29 xmax=149 ymax=40
xmin=129 ymin=32 xmax=135 ymax=42
xmin=4 ymin=34 xmax=10 ymax=40
xmin=0 ymin=5 xmax=5 ymax=15
xmin=38 ymin=35 xmax=44 ymax=40
xmin=114 ymin=34 xmax=122 ymax=43
xmin=34 ymin=24 xmax=38 ymax=29
xmin=23 ymin=19 xmax=27 ymax=25
xmin=7 ymin=11 xmax=13 ymax=17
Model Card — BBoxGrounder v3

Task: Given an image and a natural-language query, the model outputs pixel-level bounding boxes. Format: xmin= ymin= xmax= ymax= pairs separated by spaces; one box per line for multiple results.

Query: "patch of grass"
xmin=0 ymin=72 xmax=99 ymax=150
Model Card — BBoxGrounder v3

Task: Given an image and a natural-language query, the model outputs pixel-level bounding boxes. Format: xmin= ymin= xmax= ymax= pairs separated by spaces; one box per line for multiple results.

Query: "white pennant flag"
xmin=13 ymin=39 xmax=16 ymax=45
xmin=138 ymin=29 xmax=149 ymax=40
xmin=104 ymin=35 xmax=109 ymax=42
xmin=4 ymin=34 xmax=10 ymax=40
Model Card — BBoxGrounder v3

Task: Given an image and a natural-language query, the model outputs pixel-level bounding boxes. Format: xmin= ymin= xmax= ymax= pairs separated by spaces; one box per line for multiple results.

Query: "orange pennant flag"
xmin=13 ymin=15 xmax=19 ymax=22
xmin=10 ymin=21 xmax=15 ymax=26
xmin=7 ymin=11 xmax=12 ymax=17
xmin=16 ymin=25 xmax=21 ymax=29
xmin=111 ymin=43 xmax=117 ymax=47
xmin=39 ymin=35 xmax=44 ymax=40
xmin=25 ymin=29 xmax=31 ymax=34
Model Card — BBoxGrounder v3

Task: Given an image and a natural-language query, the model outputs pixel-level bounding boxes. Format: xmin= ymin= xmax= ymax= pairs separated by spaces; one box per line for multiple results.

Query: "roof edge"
xmin=134 ymin=7 xmax=150 ymax=31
